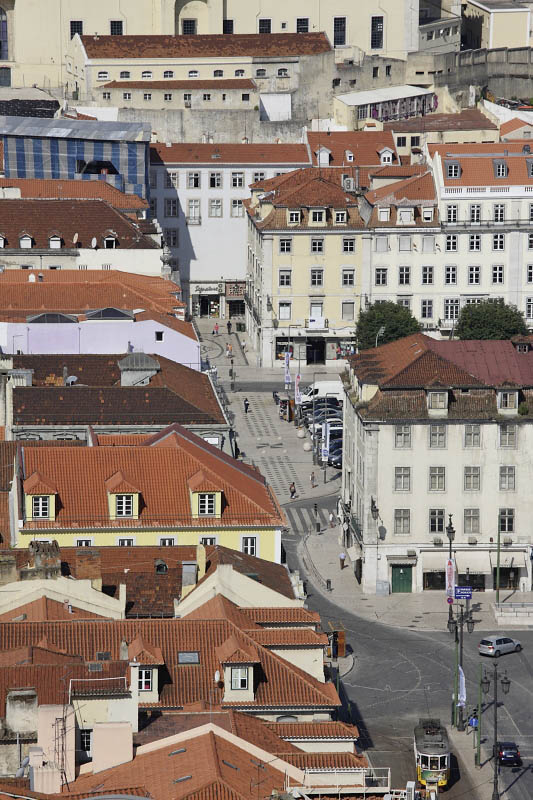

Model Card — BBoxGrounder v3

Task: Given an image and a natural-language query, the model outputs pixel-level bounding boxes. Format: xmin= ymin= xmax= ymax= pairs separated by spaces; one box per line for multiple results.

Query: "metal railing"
xmin=301 ymin=766 xmax=390 ymax=790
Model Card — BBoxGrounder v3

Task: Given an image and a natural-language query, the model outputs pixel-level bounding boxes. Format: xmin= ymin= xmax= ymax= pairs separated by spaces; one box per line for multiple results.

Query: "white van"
xmin=299 ymin=380 xmax=344 ymax=404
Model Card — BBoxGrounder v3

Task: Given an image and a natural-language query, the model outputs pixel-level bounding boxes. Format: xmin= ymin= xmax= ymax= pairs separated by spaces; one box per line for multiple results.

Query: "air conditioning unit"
xmin=184 ymin=101 xmax=191 ymax=108
xmin=407 ymin=549 xmax=416 ymax=557
xmin=217 ymin=282 xmax=224 ymax=293
xmin=468 ymin=536 xmax=477 ymax=545
xmin=343 ymin=177 xmax=355 ymax=191
xmin=433 ymin=537 xmax=443 ymax=547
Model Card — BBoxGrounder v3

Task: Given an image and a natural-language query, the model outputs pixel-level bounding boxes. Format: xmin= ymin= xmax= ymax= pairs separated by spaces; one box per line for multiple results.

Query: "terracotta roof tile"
xmin=360 ymin=388 xmax=499 ymax=421
xmin=307 ymin=131 xmax=397 ymax=166
xmin=384 ymin=108 xmax=497 ymax=133
xmin=202 ymin=545 xmax=295 ymax=600
xmin=215 ymin=634 xmax=260 ymax=664
xmin=366 ymin=171 xmax=436 ymax=205
xmin=267 ymin=720 xmax=359 ymax=740
xmin=249 ymin=628 xmax=328 ymax=647
xmin=81 ymin=33 xmax=331 ymax=59
xmin=0 ymin=596 xmax=106 ymax=622
xmin=105 ymin=79 xmax=256 ymax=90
xmin=0 ymin=177 xmax=147 ymax=209
xmin=349 ymin=332 xmax=434 ymax=383
xmin=382 ymin=350 xmax=485 ymax=389
xmin=429 ymin=141 xmax=533 ymax=186
xmin=22 ymin=470 xmax=57 ymax=495
xmin=500 ymin=117 xmax=533 ymax=136
xmin=150 ymin=142 xmax=309 ymax=166
xmin=243 ymin=607 xmax=319 ymax=625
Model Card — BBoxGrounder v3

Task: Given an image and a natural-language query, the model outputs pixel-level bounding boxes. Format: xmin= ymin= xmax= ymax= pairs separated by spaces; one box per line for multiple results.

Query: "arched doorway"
xmin=174 ymin=0 xmax=209 ymax=35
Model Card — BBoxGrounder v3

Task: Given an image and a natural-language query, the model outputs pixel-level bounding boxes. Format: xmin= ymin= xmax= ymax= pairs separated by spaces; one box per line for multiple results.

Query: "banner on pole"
xmin=321 ymin=421 xmax=330 ymax=462
xmin=458 ymin=665 xmax=466 ymax=708
xmin=446 ymin=557 xmax=455 ymax=602
xmin=295 ymin=373 xmax=302 ymax=405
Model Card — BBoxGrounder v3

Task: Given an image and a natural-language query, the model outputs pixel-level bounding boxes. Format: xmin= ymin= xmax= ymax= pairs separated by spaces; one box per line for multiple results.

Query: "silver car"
xmin=478 ymin=635 xmax=522 ymax=658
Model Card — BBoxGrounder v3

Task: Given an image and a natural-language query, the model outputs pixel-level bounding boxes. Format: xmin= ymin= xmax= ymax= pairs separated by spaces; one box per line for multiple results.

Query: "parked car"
xmin=478 ymin=635 xmax=522 ymax=657
xmin=308 ymin=416 xmax=343 ymax=433
xmin=299 ymin=380 xmax=344 ymax=403
xmin=498 ymin=742 xmax=521 ymax=766
xmin=330 ymin=451 xmax=342 ymax=469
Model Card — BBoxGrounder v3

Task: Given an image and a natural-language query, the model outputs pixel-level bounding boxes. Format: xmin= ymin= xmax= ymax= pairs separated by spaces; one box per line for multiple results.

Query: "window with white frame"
xmin=242 ymin=536 xmax=256 ymax=555
xmin=102 ymin=92 xmax=111 ymax=100
xmin=97 ymin=71 xmax=109 ymax=80
xmin=379 ymin=207 xmax=390 ymax=222
xmin=375 ymin=235 xmax=388 ymax=252
xmin=444 ymin=265 xmax=457 ymax=285
xmin=446 ymin=204 xmax=458 ymax=223
xmin=342 ymin=301 xmax=354 ymax=320
xmin=160 ymin=537 xmax=175 ymax=546
xmin=528 ymin=265 xmax=533 ymax=283
xmin=164 ymin=70 xmax=174 ymax=78
xmin=311 ymin=238 xmax=324 ymax=253
xmin=469 ymin=234 xmax=481 ymax=252
xmin=187 ymin=171 xmax=200 ymax=188
xmin=143 ymin=93 xmax=152 ymax=101
xmin=494 ymin=204 xmax=505 ymax=222
xmin=500 ymin=391 xmax=517 ymax=409
xmin=203 ymin=93 xmax=211 ymax=101
xmin=120 ymin=71 xmax=130 ymax=79
xmin=398 ymin=235 xmax=411 ymax=252
xmin=209 ymin=171 xmax=222 ymax=188
xmin=198 ymin=493 xmax=215 ymax=516
xmin=398 ymin=265 xmax=410 ymax=285
xmin=335 ymin=211 xmax=347 ymax=223
xmin=397 ymin=297 xmax=411 ymax=309
xmin=142 ymin=71 xmax=152 ymax=79
xmin=493 ymin=233 xmax=505 ymax=251
xmin=19 ymin=234 xmax=32 ymax=248
xmin=188 ymin=199 xmax=200 ymax=220
xmin=123 ymin=92 xmax=131 ymax=100
xmin=468 ymin=265 xmax=480 ymax=285
xmin=279 ymin=238 xmax=292 ymax=253
xmin=422 ymin=208 xmax=433 ymax=222
xmin=495 ymin=162 xmax=507 ymax=178
xmin=445 ymin=234 xmax=457 ymax=252
xmin=289 ymin=210 xmax=300 ymax=223
xmin=444 ymin=298 xmax=459 ymax=319
xmin=421 ymin=299 xmax=433 ymax=318
xmin=446 ymin=163 xmax=460 ymax=178
xmin=422 ymin=265 xmax=433 ymax=285
xmin=492 ymin=265 xmax=504 ymax=284
xmin=499 ymin=507 xmax=514 ymax=532
xmin=164 ymin=228 xmax=178 ymax=247
xmin=499 ymin=466 xmax=515 ymax=490
xmin=464 ymin=466 xmax=480 ymax=490
xmin=32 ymin=496 xmax=49 ymax=518
xmin=80 ymin=729 xmax=92 ymax=756
xmin=77 ymin=539 xmax=92 ymax=547
xmin=342 ymin=269 xmax=355 ymax=286
xmin=422 ymin=235 xmax=435 ymax=252
xmin=231 ymin=199 xmax=244 ymax=217
xmin=470 ymin=204 xmax=481 ymax=223
xmin=310 ymin=268 xmax=323 ymax=286
xmin=253 ymin=171 xmax=265 ymax=183
xmin=231 ymin=172 xmax=244 ymax=188
xmin=138 ymin=668 xmax=152 ymax=691
xmin=430 ymin=424 xmax=446 ymax=448
xmin=279 ymin=269 xmax=291 ymax=287
xmin=279 ymin=301 xmax=291 ymax=320
xmin=527 ymin=297 xmax=533 ymax=318
xmin=428 ymin=391 xmax=447 ymax=409
xmin=311 ymin=209 xmax=324 ymax=223
xmin=394 ymin=466 xmax=410 ymax=491
xmin=165 ymin=199 xmax=178 ymax=217
xmin=200 ymin=536 xmax=216 ymax=545
xmin=429 ymin=466 xmax=445 ymax=491
xmin=165 ymin=170 xmax=179 ymax=189
xmin=188 ymin=70 xmax=198 ymax=78
xmin=115 ymin=494 xmax=133 ymax=517
xmin=208 ymin=198 xmax=222 ymax=217
xmin=465 ymin=424 xmax=481 ymax=447
xmin=499 ymin=423 xmax=516 ymax=447
xmin=394 ymin=509 xmax=410 ymax=534
xmin=118 ymin=538 xmax=134 ymax=546
xmin=429 ymin=508 xmax=445 ymax=533
xmin=375 ymin=267 xmax=387 ymax=285
xmin=342 ymin=237 xmax=355 ymax=252
xmin=464 ymin=508 xmax=480 ymax=534
xmin=394 ymin=424 xmax=411 ymax=448
xmin=234 ymin=69 xmax=244 ymax=77
xmin=231 ymin=667 xmax=248 ymax=689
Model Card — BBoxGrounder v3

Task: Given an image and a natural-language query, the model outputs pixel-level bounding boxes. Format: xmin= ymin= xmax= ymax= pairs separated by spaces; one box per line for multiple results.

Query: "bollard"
xmin=326 ymin=579 xmax=332 ymax=591
xmin=316 ymin=520 xmax=321 ymax=533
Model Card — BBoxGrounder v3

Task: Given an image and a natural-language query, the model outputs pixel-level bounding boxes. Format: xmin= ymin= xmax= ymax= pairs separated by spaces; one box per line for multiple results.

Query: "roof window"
xmin=445 ymin=161 xmax=460 ymax=179
xmin=493 ymin=160 xmax=508 ymax=179
xmin=178 ymin=651 xmax=200 ymax=664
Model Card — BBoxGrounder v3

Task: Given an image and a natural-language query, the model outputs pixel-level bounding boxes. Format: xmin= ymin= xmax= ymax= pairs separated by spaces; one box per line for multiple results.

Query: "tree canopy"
xmin=355 ymin=301 xmax=421 ymax=351
xmin=456 ymin=299 xmax=527 ymax=340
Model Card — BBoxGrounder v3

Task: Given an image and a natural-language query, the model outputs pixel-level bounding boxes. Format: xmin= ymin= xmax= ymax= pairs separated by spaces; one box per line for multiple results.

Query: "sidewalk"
xmin=448 ymin=727 xmax=495 ymax=800
xmin=300 ymin=524 xmax=533 ymax=632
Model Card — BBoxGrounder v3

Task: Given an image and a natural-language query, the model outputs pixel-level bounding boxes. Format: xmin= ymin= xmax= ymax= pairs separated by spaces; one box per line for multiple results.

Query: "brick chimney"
xmin=21 ymin=541 xmax=61 ymax=580
xmin=74 ymin=548 xmax=102 ymax=591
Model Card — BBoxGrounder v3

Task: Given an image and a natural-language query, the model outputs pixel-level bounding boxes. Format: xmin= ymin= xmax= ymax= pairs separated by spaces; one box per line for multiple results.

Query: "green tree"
xmin=355 ymin=301 xmax=421 ymax=351
xmin=456 ymin=299 xmax=527 ymax=340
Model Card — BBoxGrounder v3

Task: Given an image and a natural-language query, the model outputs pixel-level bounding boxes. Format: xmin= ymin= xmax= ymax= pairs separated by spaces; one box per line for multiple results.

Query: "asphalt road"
xmin=282 ymin=499 xmax=533 ymax=800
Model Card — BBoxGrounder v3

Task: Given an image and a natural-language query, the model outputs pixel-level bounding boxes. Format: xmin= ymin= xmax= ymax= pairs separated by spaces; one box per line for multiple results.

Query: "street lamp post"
xmin=481 ymin=664 xmax=511 ymax=800
xmin=446 ymin=515 xmax=455 ymax=628
xmin=371 ymin=497 xmax=380 ymax=591
xmin=311 ymin=370 xmax=328 ymax=465
xmin=448 ymin=603 xmax=474 ymax=731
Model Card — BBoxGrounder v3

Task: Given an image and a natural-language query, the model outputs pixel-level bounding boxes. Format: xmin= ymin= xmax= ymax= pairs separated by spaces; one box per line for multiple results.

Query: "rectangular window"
xmin=77 ymin=539 xmax=92 ymax=547
xmin=429 ymin=508 xmax=445 ymax=533
xmin=333 ymin=16 xmax=346 ymax=46
xmin=375 ymin=268 xmax=388 ymax=286
xmin=182 ymin=18 xmax=197 ymax=34
xmin=468 ymin=265 xmax=480 ymax=285
xmin=371 ymin=15 xmax=384 ymax=49
xmin=492 ymin=264 xmax=504 ymax=284
xmin=231 ymin=171 xmax=244 ymax=188
xmin=253 ymin=171 xmax=265 ymax=184
xmin=198 ymin=493 xmax=215 ymax=515
xmin=394 ymin=509 xmax=410 ymax=534
xmin=296 ymin=17 xmax=309 ymax=33
xmin=279 ymin=238 xmax=292 ymax=253
xmin=178 ymin=651 xmax=200 ymax=664
xmin=421 ymin=299 xmax=433 ymax=318
xmin=342 ymin=301 xmax=355 ymax=320
xmin=32 ymin=496 xmax=49 ymax=518
xmin=187 ymin=171 xmax=200 ymax=188
xmin=499 ymin=466 xmax=515 ymax=491
xmin=398 ymin=235 xmax=411 ymax=252
xmin=231 ymin=667 xmax=248 ymax=689
xmin=395 ymin=425 xmax=411 ymax=448
xmin=447 ymin=164 xmax=460 ymax=178
xmin=188 ymin=199 xmax=200 ymax=221
xmin=110 ymin=20 xmax=123 ymax=35
xmin=499 ymin=508 xmax=514 ymax=532
xmin=138 ymin=668 xmax=152 ymax=691
xmin=164 ymin=228 xmax=178 ymax=247
xmin=242 ymin=536 xmax=256 ymax=555
xmin=397 ymin=297 xmax=411 ymax=310
xmin=375 ymin=235 xmax=388 ymax=252
xmin=493 ymin=233 xmax=505 ymax=251
xmin=288 ymin=210 xmax=300 ymax=223
xmin=429 ymin=466 xmax=445 ymax=491
xmin=258 ymin=18 xmax=271 ymax=33
xmin=465 ymin=424 xmax=481 ymax=447
xmin=469 ymin=235 xmax=481 ymax=252
xmin=223 ymin=19 xmax=234 ymax=34
xmin=470 ymin=204 xmax=481 ymax=223
xmin=311 ymin=238 xmax=324 ymax=253
xmin=279 ymin=270 xmax=291 ymax=287
xmin=395 ymin=466 xmax=411 ymax=491
xmin=165 ymin=199 xmax=178 ymax=217
xmin=155 ymin=331 xmax=164 ymax=342
xmin=116 ymin=494 xmax=133 ymax=517
xmin=495 ymin=162 xmax=507 ymax=178
xmin=310 ymin=269 xmax=323 ymax=286
xmin=500 ymin=391 xmax=517 ymax=409
xmin=123 ymin=92 xmax=132 ymax=100
xmin=343 ymin=237 xmax=355 ymax=252
xmin=529 ymin=233 xmax=533 ymax=250
xmin=500 ymin=424 xmax=516 ymax=448
xmin=70 ymin=20 xmax=83 ymax=38
xmin=200 ymin=537 xmax=216 ymax=546
xmin=118 ymin=538 xmax=134 ymax=547
xmin=422 ymin=265 xmax=433 ymax=285
xmin=398 ymin=266 xmax=410 ymax=285
xmin=209 ymin=171 xmax=222 ymax=188
xmin=208 ymin=198 xmax=222 ymax=217
xmin=160 ymin=537 xmax=175 ymax=546
xmin=464 ymin=466 xmax=480 ymax=490
xmin=464 ymin=508 xmax=480 ymax=534
xmin=422 ymin=235 xmax=435 ymax=253
xmin=165 ymin=170 xmax=179 ymax=189
xmin=445 ymin=235 xmax=458 ymax=252
xmin=231 ymin=199 xmax=244 ymax=217
xmin=80 ymin=730 xmax=92 ymax=755
xmin=444 ymin=298 xmax=459 ymax=319
xmin=342 ymin=269 xmax=355 ymax=287
xmin=430 ymin=424 xmax=446 ymax=448
xmin=428 ymin=392 xmax=447 ymax=409
xmin=447 ymin=204 xmax=458 ymax=223
xmin=143 ymin=93 xmax=152 ymax=101
xmin=527 ymin=297 xmax=533 ymax=318
xmin=397 ymin=136 xmax=407 ymax=148
xmin=279 ymin=301 xmax=291 ymax=320
xmin=494 ymin=204 xmax=505 ymax=222
xmin=411 ymin=136 xmax=420 ymax=147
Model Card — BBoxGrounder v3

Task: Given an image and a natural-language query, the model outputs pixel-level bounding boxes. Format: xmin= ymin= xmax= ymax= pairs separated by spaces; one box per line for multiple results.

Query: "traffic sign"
xmin=447 ymin=597 xmax=454 ymax=604
xmin=454 ymin=586 xmax=473 ymax=600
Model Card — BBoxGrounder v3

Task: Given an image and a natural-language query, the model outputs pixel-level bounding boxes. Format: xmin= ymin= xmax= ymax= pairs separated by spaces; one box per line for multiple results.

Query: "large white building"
xmin=341 ymin=333 xmax=533 ymax=595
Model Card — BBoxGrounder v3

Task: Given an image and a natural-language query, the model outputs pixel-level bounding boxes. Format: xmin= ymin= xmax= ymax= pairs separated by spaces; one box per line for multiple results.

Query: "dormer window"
xmin=311 ymin=209 xmax=324 ymax=223
xmin=49 ymin=235 xmax=61 ymax=249
xmin=231 ymin=667 xmax=248 ymax=690
xmin=288 ymin=210 xmax=300 ymax=224
xmin=0 ymin=235 xmax=5 ymax=248
xmin=104 ymin=236 xmax=117 ymax=249
xmin=499 ymin=390 xmax=518 ymax=411
xmin=378 ymin=207 xmax=390 ymax=222
xmin=422 ymin=207 xmax=433 ymax=222
xmin=335 ymin=210 xmax=347 ymax=223
xmin=19 ymin=234 xmax=32 ymax=249
xmin=494 ymin=160 xmax=508 ymax=179
xmin=428 ymin=391 xmax=448 ymax=410
xmin=116 ymin=494 xmax=134 ymax=517
xmin=198 ymin=492 xmax=215 ymax=516
xmin=380 ymin=148 xmax=394 ymax=165
xmin=32 ymin=496 xmax=50 ymax=519
xmin=345 ymin=150 xmax=354 ymax=162
xmin=398 ymin=208 xmax=414 ymax=224
xmin=446 ymin=162 xmax=460 ymax=179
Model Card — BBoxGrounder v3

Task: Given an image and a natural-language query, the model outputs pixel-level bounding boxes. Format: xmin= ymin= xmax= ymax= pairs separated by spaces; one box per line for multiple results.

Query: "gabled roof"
xmin=384 ymin=108 xmax=497 ymax=133
xmin=128 ymin=634 xmax=164 ymax=665
xmin=382 ymin=349 xmax=485 ymax=389
xmin=23 ymin=470 xmax=57 ymax=495
xmin=150 ymin=142 xmax=310 ymax=166
xmin=366 ymin=171 xmax=436 ymax=206
xmin=349 ymin=333 xmax=434 ymax=384
xmin=500 ymin=116 xmax=533 ymax=136
xmin=0 ymin=177 xmax=147 ymax=209
xmin=215 ymin=634 xmax=260 ymax=664
xmin=104 ymin=470 xmax=141 ymax=494
xmin=187 ymin=469 xmax=223 ymax=493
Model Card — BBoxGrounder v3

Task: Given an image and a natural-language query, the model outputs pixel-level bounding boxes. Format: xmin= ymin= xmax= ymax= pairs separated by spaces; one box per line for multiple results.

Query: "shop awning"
xmin=387 ymin=555 xmax=417 ymax=565
xmin=489 ymin=551 xmax=526 ymax=569
xmin=421 ymin=551 xmax=448 ymax=572
xmin=455 ymin=551 xmax=491 ymax=575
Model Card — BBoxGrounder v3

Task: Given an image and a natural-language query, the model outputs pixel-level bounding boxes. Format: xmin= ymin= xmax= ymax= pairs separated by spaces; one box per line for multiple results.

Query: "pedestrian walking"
xmin=214 ymin=322 xmax=219 ymax=335
xmin=289 ymin=482 xmax=297 ymax=499
xmin=228 ymin=343 xmax=233 ymax=357
xmin=329 ymin=512 xmax=335 ymax=528
xmin=244 ymin=397 xmax=250 ymax=414
xmin=339 ymin=551 xmax=346 ymax=570
xmin=225 ymin=344 xmax=230 ymax=358
xmin=227 ymin=320 xmax=232 ymax=335
xmin=310 ymin=471 xmax=316 ymax=489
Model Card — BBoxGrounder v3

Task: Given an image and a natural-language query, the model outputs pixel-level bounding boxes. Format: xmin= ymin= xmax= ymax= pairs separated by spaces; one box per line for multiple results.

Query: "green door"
xmin=391 ymin=565 xmax=412 ymax=593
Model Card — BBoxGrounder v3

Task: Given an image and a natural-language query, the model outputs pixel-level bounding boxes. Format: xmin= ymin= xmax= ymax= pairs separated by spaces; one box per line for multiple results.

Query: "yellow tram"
xmin=414 ymin=718 xmax=451 ymax=791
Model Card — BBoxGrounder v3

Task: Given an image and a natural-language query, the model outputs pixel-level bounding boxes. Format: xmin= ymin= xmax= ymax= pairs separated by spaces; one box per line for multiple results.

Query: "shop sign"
xmin=194 ymin=285 xmax=220 ymax=294
xmin=225 ymin=281 xmax=245 ymax=299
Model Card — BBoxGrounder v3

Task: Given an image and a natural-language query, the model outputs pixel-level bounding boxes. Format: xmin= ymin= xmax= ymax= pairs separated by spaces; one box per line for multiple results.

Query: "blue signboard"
xmin=454 ymin=586 xmax=473 ymax=600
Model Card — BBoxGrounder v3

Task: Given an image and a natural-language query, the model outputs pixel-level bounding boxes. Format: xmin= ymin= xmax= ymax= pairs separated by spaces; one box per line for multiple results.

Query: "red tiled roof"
xmin=349 ymin=333 xmax=434 ymax=383
xmin=381 ymin=349 xmax=484 ymax=389
xmin=384 ymin=108 xmax=497 ymax=133
xmin=244 ymin=607 xmax=319 ymax=625
xmin=215 ymin=634 xmax=260 ymax=664
xmin=0 ymin=177 xmax=147 ymax=209
xmin=500 ymin=117 xmax=533 ymax=136
xmin=150 ymin=142 xmax=310 ymax=165
xmin=366 ymin=171 xmax=436 ymax=205
xmin=307 ymin=131 xmax=397 ymax=166
xmin=431 ymin=339 xmax=533 ymax=386
xmin=23 ymin=470 xmax=57 ymax=495
xmin=267 ymin=720 xmax=359 ymax=740
xmin=429 ymin=141 xmax=533 ymax=186
xmin=81 ymin=33 xmax=331 ymax=59
xmin=104 ymin=79 xmax=256 ymax=90
xmin=0 ymin=596 xmax=107 ymax=623
xmin=0 ymin=199 xmax=157 ymax=249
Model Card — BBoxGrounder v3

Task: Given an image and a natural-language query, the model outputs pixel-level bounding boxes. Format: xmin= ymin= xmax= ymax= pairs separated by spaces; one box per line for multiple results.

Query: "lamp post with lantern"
xmin=446 ymin=515 xmax=456 ymax=628
xmin=370 ymin=497 xmax=381 ymax=591
xmin=481 ymin=665 xmax=511 ymax=800
xmin=448 ymin=603 xmax=475 ymax=731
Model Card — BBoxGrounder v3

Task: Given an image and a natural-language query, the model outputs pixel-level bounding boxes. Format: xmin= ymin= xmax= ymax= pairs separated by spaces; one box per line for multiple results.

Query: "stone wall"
xmin=434 ymin=47 xmax=533 ymax=104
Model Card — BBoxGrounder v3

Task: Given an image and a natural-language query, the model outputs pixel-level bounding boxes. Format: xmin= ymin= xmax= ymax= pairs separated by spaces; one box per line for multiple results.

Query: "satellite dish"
xmin=73 ymin=232 xmax=79 ymax=244
xmin=214 ymin=670 xmax=220 ymax=684
xmin=91 ymin=237 xmax=97 ymax=249
xmin=28 ymin=273 xmax=36 ymax=282
xmin=66 ymin=376 xmax=78 ymax=386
